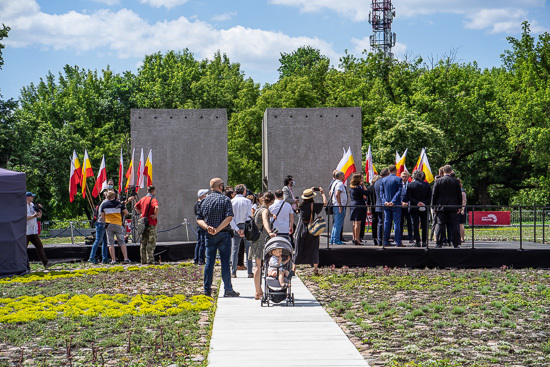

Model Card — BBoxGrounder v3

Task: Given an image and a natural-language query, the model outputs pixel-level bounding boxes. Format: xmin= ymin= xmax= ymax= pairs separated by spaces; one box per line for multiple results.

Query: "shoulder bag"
xmin=308 ymin=203 xmax=326 ymax=236
xmin=136 ymin=196 xmax=153 ymax=235
xmin=244 ymin=209 xmax=261 ymax=242
xmin=325 ymin=181 xmax=337 ymax=216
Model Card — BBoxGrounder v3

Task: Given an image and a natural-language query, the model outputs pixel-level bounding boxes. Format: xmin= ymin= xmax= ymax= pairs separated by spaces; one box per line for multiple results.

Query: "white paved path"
xmin=208 ymin=270 xmax=369 ymax=367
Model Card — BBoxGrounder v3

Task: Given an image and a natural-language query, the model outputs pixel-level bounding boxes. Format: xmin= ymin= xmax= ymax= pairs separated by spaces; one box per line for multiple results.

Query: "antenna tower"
xmin=368 ymin=0 xmax=396 ymax=57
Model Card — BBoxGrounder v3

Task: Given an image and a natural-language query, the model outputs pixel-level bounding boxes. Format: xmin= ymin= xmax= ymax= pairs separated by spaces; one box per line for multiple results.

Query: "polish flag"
xmin=92 ymin=155 xmax=108 ymax=198
xmin=136 ymin=148 xmax=145 ymax=189
xmin=365 ymin=144 xmax=377 ymax=184
xmin=69 ymin=151 xmax=81 ymax=202
xmin=118 ymin=149 xmax=124 ymax=193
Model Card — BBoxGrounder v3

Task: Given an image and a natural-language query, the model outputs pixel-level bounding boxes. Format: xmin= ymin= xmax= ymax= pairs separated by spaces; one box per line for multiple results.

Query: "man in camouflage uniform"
xmin=134 ymin=185 xmax=159 ymax=264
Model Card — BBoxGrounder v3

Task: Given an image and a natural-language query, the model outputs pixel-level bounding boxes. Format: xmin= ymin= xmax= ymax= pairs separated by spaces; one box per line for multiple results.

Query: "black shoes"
xmin=203 ymin=291 xmax=212 ymax=297
xmin=224 ymin=290 xmax=240 ymax=297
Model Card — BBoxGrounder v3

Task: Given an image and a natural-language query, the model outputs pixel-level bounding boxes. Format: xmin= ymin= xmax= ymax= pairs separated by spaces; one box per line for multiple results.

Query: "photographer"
xmin=26 ymin=192 xmax=51 ymax=268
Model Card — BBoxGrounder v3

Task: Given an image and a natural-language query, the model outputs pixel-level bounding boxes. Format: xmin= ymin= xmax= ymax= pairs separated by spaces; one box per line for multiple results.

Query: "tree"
xmin=0 ymin=24 xmax=18 ymax=168
xmin=278 ymin=46 xmax=330 ymax=79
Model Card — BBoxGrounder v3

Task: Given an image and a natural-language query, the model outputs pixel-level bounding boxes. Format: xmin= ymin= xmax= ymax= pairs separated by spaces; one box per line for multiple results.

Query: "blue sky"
xmin=1 ymin=0 xmax=549 ymax=101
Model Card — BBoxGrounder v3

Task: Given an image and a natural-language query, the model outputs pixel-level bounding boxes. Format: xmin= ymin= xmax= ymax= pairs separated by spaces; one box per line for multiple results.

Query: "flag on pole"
xmin=413 ymin=148 xmax=425 ymax=172
xmin=365 ymin=144 xmax=377 ymax=184
xmin=336 ymin=146 xmax=357 ymax=182
xmin=118 ymin=149 xmax=124 ymax=193
xmin=69 ymin=152 xmax=80 ymax=203
xmin=81 ymin=149 xmax=94 ymax=198
xmin=144 ymin=149 xmax=153 ymax=186
xmin=412 ymin=148 xmax=434 ymax=183
xmin=395 ymin=149 xmax=408 ymax=176
xmin=71 ymin=150 xmax=82 ymax=186
xmin=125 ymin=148 xmax=135 ymax=191
xmin=92 ymin=155 xmax=108 ymax=198
xmin=136 ymin=148 xmax=145 ymax=189
xmin=421 ymin=149 xmax=434 ymax=183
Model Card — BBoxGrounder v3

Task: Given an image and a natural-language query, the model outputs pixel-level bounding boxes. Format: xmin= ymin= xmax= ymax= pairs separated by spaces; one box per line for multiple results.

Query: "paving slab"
xmin=208 ymin=270 xmax=369 ymax=367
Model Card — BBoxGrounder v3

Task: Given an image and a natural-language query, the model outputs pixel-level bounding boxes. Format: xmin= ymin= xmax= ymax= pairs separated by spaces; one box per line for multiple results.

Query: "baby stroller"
xmin=261 ymin=236 xmax=295 ymax=307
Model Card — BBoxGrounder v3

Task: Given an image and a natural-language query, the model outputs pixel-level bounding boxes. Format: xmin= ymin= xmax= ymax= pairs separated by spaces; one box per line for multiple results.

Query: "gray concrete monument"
xmin=262 ymin=107 xmax=363 ymax=233
xmin=131 ymin=109 xmax=227 ymax=242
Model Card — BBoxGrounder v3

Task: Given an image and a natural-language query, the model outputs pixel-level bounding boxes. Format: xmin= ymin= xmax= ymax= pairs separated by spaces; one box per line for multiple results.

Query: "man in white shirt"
xmin=329 ymin=171 xmax=347 ymax=245
xmin=269 ymin=189 xmax=294 ymax=239
xmin=230 ymin=184 xmax=253 ymax=278
xmin=26 ymin=192 xmax=51 ymax=268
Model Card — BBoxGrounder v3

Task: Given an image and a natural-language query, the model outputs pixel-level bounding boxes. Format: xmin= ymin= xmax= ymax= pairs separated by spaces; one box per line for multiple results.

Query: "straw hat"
xmin=301 ymin=189 xmax=316 ymax=200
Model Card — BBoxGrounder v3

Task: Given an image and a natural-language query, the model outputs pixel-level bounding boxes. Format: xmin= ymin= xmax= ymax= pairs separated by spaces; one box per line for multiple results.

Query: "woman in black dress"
xmin=294 ymin=187 xmax=327 ymax=275
xmin=349 ymin=173 xmax=368 ymax=246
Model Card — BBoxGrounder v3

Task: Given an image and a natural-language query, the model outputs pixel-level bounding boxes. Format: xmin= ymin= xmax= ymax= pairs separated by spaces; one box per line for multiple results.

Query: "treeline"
xmin=1 ymin=22 xmax=549 ymax=220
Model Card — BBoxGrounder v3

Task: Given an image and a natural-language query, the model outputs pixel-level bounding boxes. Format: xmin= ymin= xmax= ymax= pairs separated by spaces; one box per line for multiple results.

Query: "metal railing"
xmin=322 ymin=204 xmax=550 ymax=250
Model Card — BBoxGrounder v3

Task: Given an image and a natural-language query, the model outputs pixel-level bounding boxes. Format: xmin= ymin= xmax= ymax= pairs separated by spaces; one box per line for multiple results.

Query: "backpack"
xmin=244 ymin=209 xmax=262 ymax=242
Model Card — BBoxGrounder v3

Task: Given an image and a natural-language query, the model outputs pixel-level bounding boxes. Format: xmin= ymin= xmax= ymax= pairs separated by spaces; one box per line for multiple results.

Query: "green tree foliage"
xmin=3 ymin=23 xmax=550 ymax=218
xmin=0 ymin=24 xmax=19 ymax=168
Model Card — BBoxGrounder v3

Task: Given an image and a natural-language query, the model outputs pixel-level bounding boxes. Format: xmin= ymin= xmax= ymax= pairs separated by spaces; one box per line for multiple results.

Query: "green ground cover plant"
xmin=300 ymin=266 xmax=550 ymax=366
xmin=0 ymin=262 xmax=215 ymax=366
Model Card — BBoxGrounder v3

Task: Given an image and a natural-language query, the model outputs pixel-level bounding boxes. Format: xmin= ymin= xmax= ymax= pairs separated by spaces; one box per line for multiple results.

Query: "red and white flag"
xmin=136 ymin=148 xmax=145 ymax=189
xmin=92 ymin=155 xmax=107 ymax=198
xmin=118 ymin=149 xmax=124 ymax=193
xmin=365 ymin=144 xmax=377 ymax=184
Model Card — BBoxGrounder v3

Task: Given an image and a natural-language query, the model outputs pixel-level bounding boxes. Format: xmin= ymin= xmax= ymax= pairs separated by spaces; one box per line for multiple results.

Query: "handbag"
xmin=325 ymin=181 xmax=337 ymax=215
xmin=307 ymin=203 xmax=326 ymax=236
xmin=244 ymin=210 xmax=261 ymax=242
xmin=136 ymin=196 xmax=153 ymax=235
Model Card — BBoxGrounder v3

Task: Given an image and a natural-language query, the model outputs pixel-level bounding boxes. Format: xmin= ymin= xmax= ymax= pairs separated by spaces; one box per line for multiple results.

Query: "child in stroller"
xmin=261 ymin=237 xmax=295 ymax=306
xmin=268 ymin=248 xmax=290 ymax=289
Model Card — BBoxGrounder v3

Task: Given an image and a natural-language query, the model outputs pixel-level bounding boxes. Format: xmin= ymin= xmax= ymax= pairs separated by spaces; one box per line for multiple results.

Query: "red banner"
xmin=469 ymin=211 xmax=511 ymax=226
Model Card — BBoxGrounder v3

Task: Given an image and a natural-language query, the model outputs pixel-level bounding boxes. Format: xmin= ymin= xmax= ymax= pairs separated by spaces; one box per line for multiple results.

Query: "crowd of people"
xmin=193 ymin=166 xmax=466 ymax=297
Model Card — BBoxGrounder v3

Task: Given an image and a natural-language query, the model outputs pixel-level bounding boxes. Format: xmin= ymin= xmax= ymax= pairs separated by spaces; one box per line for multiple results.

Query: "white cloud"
xmin=211 ymin=11 xmax=237 ymax=22
xmin=90 ymin=0 xmax=120 ymax=6
xmin=0 ymin=0 xmax=339 ymax=74
xmin=138 ymin=0 xmax=188 ymax=9
xmin=270 ymin=0 xmax=546 ymax=34
xmin=464 ymin=8 xmax=528 ymax=34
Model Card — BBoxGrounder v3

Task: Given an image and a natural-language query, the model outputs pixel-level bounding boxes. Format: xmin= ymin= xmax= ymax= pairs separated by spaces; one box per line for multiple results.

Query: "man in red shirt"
xmin=134 ymin=185 xmax=159 ymax=264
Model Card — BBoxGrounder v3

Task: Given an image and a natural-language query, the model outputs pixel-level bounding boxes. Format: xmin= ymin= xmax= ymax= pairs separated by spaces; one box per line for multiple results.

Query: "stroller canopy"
xmin=263 ymin=236 xmax=293 ymax=261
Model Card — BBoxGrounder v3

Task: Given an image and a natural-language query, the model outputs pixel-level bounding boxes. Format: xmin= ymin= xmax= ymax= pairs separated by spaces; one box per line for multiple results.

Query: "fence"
xmin=323 ymin=204 xmax=550 ymax=250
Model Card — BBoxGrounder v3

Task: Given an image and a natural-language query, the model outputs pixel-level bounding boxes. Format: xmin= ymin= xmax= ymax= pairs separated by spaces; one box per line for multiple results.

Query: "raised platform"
xmin=29 ymin=237 xmax=550 ymax=268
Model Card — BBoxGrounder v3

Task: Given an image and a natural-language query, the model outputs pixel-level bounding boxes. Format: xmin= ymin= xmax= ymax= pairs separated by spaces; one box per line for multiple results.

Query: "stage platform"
xmin=29 ymin=235 xmax=550 ymax=268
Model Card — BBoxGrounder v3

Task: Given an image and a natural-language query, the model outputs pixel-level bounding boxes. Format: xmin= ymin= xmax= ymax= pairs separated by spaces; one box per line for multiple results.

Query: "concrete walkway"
xmin=208 ymin=270 xmax=369 ymax=366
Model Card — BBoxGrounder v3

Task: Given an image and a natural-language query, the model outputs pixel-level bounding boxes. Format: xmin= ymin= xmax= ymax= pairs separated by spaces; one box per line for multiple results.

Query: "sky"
xmin=1 ymin=0 xmax=549 ymax=101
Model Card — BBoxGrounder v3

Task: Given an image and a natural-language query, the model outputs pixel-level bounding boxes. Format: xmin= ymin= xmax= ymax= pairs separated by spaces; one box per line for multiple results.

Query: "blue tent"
xmin=0 ymin=168 xmax=29 ymax=277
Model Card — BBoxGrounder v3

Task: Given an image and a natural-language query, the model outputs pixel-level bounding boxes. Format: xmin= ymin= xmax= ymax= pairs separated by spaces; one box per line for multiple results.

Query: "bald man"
xmin=196 ymin=178 xmax=240 ymax=297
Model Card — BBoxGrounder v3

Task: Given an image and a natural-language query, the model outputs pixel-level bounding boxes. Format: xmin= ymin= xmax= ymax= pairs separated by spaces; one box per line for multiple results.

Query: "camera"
xmin=33 ymin=203 xmax=45 ymax=214
xmin=313 ymin=187 xmax=320 ymax=191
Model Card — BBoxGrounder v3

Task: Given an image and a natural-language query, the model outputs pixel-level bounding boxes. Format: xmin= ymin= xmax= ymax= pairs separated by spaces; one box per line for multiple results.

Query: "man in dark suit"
xmin=432 ymin=165 xmax=462 ymax=248
xmin=406 ymin=170 xmax=432 ymax=247
xmin=380 ymin=165 xmax=403 ymax=246
xmin=373 ymin=168 xmax=389 ymax=246
xmin=399 ymin=171 xmax=414 ymax=243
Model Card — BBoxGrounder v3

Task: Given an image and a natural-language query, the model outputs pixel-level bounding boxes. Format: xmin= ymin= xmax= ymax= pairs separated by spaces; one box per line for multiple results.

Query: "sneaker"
xmin=88 ymin=259 xmax=98 ymax=264
xmin=110 ymin=260 xmax=117 ymax=265
xmin=248 ymin=274 xmax=254 ymax=278
xmin=44 ymin=261 xmax=53 ymax=269
xmin=102 ymin=259 xmax=110 ymax=264
xmin=334 ymin=241 xmax=345 ymax=245
xmin=203 ymin=291 xmax=212 ymax=297
xmin=224 ymin=290 xmax=240 ymax=297
xmin=122 ymin=259 xmax=131 ymax=264
xmin=231 ymin=273 xmax=237 ymax=278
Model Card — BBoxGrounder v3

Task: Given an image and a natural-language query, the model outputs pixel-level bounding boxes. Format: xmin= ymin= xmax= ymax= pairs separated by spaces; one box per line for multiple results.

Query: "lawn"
xmin=300 ymin=265 xmax=550 ymax=367
xmin=0 ymin=262 xmax=215 ymax=367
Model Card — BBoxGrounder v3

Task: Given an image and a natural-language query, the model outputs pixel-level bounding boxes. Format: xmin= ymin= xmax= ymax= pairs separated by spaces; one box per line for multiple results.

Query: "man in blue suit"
xmin=380 ymin=165 xmax=404 ymax=246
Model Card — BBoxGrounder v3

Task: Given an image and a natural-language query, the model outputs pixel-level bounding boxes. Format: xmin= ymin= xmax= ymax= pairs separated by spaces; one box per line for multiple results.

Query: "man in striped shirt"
xmin=102 ymin=190 xmax=131 ymax=264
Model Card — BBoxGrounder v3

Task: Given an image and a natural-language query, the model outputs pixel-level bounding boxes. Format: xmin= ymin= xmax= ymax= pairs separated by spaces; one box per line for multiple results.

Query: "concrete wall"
xmin=262 ymin=107 xmax=363 ymax=232
xmin=131 ymin=109 xmax=227 ymax=242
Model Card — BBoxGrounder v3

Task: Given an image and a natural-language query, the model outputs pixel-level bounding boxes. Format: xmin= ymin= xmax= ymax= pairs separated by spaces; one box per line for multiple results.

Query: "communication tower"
xmin=368 ymin=0 xmax=396 ymax=57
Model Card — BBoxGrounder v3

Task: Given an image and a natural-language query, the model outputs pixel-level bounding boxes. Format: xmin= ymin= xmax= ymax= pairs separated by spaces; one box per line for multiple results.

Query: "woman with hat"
xmin=294 ymin=187 xmax=327 ymax=275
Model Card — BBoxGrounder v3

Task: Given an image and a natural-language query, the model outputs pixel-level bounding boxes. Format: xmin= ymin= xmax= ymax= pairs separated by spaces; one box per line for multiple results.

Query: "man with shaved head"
xmin=196 ymin=178 xmax=240 ymax=297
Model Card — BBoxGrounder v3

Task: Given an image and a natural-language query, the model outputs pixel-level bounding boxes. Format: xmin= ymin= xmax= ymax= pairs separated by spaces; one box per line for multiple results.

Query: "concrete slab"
xmin=208 ymin=270 xmax=369 ymax=367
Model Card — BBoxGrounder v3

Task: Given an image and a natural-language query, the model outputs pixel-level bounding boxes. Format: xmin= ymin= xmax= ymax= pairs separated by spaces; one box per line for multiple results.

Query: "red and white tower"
xmin=368 ymin=0 xmax=396 ymax=57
